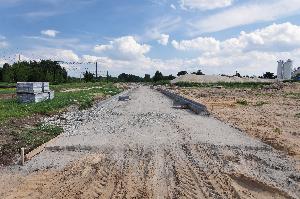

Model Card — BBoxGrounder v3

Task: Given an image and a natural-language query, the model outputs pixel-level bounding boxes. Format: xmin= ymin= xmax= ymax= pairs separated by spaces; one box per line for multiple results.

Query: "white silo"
xmin=277 ymin=60 xmax=284 ymax=79
xmin=283 ymin=59 xmax=293 ymax=80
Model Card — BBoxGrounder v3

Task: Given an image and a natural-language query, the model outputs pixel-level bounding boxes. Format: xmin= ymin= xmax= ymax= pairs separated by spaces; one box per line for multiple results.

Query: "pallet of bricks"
xmin=17 ymin=82 xmax=55 ymax=103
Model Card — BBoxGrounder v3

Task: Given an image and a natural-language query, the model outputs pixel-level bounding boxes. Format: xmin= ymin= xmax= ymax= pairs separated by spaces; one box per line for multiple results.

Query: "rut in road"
xmin=2 ymin=86 xmax=300 ymax=199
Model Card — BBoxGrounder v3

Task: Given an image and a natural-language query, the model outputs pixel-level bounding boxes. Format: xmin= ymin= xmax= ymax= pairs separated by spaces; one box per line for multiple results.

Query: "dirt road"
xmin=1 ymin=86 xmax=299 ymax=199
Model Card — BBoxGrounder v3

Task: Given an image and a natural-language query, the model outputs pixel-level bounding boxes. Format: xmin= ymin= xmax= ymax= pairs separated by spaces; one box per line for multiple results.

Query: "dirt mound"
xmin=171 ymin=74 xmax=275 ymax=84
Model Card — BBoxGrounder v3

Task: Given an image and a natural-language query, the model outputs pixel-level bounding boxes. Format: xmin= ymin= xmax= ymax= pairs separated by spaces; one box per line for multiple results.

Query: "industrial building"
xmin=277 ymin=59 xmax=293 ymax=80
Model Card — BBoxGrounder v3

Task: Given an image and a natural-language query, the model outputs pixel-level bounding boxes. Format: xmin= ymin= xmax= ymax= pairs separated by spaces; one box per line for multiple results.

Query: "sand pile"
xmin=171 ymin=74 xmax=275 ymax=84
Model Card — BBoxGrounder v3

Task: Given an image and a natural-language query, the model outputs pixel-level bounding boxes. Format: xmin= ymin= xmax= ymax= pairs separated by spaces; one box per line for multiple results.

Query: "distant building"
xmin=277 ymin=60 xmax=284 ymax=79
xmin=277 ymin=59 xmax=293 ymax=80
xmin=292 ymin=67 xmax=300 ymax=79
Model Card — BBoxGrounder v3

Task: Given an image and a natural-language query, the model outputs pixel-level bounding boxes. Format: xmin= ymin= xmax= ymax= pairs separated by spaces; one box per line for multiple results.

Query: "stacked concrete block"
xmin=17 ymin=82 xmax=55 ymax=103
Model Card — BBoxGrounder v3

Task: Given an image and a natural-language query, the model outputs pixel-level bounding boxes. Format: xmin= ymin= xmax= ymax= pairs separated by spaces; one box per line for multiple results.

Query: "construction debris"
xmin=118 ymin=95 xmax=130 ymax=101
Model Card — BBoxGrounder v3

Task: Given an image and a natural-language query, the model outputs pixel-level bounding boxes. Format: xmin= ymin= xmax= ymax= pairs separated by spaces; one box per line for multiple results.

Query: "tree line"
xmin=82 ymin=71 xmax=176 ymax=83
xmin=0 ymin=60 xmax=68 ymax=83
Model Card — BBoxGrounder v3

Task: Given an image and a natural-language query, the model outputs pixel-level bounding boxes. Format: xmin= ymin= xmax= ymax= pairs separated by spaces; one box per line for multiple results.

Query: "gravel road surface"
xmin=1 ymin=86 xmax=299 ymax=199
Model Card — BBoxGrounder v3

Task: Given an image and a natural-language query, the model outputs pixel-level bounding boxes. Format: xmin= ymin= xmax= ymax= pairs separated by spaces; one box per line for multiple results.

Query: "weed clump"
xmin=254 ymin=101 xmax=268 ymax=106
xmin=236 ymin=100 xmax=248 ymax=106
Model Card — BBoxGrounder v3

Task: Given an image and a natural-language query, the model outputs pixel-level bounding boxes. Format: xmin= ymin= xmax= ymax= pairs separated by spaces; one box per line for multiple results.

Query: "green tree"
xmin=153 ymin=71 xmax=163 ymax=82
xmin=263 ymin=72 xmax=275 ymax=79
xmin=166 ymin=74 xmax=176 ymax=80
xmin=0 ymin=67 xmax=2 ymax=81
xmin=83 ymin=71 xmax=95 ymax=82
xmin=0 ymin=60 xmax=68 ymax=83
xmin=2 ymin=63 xmax=13 ymax=82
xmin=192 ymin=70 xmax=205 ymax=75
xmin=144 ymin=74 xmax=151 ymax=82
xmin=177 ymin=71 xmax=188 ymax=76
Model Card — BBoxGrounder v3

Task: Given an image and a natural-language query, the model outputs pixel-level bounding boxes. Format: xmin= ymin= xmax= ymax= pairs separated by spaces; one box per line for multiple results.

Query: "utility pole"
xmin=95 ymin=62 xmax=98 ymax=79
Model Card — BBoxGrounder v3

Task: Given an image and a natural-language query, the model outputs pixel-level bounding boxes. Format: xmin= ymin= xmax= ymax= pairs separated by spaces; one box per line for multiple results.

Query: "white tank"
xmin=277 ymin=60 xmax=284 ymax=79
xmin=283 ymin=59 xmax=293 ymax=80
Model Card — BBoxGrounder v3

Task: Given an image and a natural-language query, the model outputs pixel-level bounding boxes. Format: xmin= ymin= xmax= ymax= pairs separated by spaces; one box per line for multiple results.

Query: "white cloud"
xmin=27 ymin=48 xmax=80 ymax=62
xmin=157 ymin=34 xmax=169 ymax=45
xmin=168 ymin=23 xmax=300 ymax=76
xmin=170 ymin=4 xmax=176 ymax=10
xmin=0 ymin=35 xmax=8 ymax=48
xmin=180 ymin=0 xmax=233 ymax=10
xmin=190 ymin=0 xmax=300 ymax=33
xmin=26 ymin=23 xmax=299 ymax=77
xmin=143 ymin=16 xmax=181 ymax=41
xmin=94 ymin=36 xmax=151 ymax=60
xmin=172 ymin=37 xmax=220 ymax=52
xmin=173 ymin=23 xmax=300 ymax=53
xmin=41 ymin=29 xmax=60 ymax=37
xmin=221 ymin=23 xmax=300 ymax=52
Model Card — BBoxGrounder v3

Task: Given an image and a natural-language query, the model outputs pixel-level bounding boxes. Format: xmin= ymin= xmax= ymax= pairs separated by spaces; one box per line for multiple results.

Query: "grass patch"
xmin=236 ymin=100 xmax=248 ymax=106
xmin=175 ymin=82 xmax=272 ymax=89
xmin=0 ymin=88 xmax=16 ymax=94
xmin=0 ymin=123 xmax=63 ymax=165
xmin=274 ymin=128 xmax=281 ymax=135
xmin=254 ymin=101 xmax=268 ymax=106
xmin=284 ymin=92 xmax=300 ymax=99
xmin=152 ymin=80 xmax=171 ymax=86
xmin=0 ymin=82 xmax=16 ymax=87
xmin=50 ymin=82 xmax=108 ymax=92
xmin=0 ymin=83 xmax=121 ymax=123
xmin=20 ymin=124 xmax=63 ymax=152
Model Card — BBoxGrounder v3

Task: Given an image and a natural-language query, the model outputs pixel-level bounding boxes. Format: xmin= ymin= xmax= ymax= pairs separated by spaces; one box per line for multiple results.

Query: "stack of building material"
xmin=17 ymin=82 xmax=54 ymax=103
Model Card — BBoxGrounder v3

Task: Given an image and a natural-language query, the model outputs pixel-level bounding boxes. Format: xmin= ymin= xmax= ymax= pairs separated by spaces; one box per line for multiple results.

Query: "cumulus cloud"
xmin=222 ymin=22 xmax=300 ymax=52
xmin=168 ymin=23 xmax=300 ymax=75
xmin=42 ymin=23 xmax=300 ymax=77
xmin=180 ymin=0 xmax=233 ymax=10
xmin=172 ymin=37 xmax=220 ymax=52
xmin=41 ymin=29 xmax=60 ymax=37
xmin=94 ymin=36 xmax=151 ymax=60
xmin=90 ymin=22 xmax=300 ymax=76
xmin=157 ymin=34 xmax=169 ymax=45
xmin=190 ymin=0 xmax=300 ymax=33
xmin=173 ymin=23 xmax=300 ymax=53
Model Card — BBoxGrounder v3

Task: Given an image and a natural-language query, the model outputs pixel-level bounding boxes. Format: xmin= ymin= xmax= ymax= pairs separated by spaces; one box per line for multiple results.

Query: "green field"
xmin=0 ymin=82 xmax=122 ymax=123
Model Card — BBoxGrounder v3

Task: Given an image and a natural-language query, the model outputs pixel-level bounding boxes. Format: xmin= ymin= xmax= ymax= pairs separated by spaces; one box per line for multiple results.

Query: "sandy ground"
xmin=173 ymin=83 xmax=300 ymax=166
xmin=171 ymin=74 xmax=275 ymax=84
xmin=0 ymin=86 xmax=299 ymax=199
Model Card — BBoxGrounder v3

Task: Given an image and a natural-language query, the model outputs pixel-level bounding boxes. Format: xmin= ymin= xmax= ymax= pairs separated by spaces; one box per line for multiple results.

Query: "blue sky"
xmin=1 ymin=0 xmax=300 ymax=77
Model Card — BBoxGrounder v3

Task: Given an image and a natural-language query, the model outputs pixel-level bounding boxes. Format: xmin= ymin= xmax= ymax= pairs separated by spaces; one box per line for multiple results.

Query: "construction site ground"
xmin=173 ymin=82 xmax=300 ymax=168
xmin=0 ymin=86 xmax=299 ymax=199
